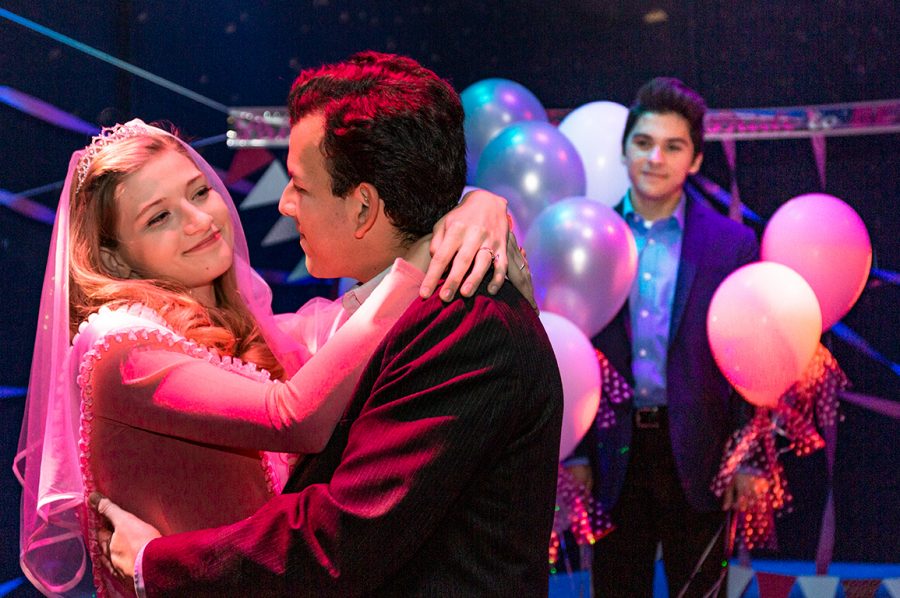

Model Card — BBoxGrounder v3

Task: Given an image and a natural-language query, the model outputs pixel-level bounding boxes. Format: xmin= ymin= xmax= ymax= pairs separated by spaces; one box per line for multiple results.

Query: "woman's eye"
xmin=147 ymin=211 xmax=169 ymax=227
xmin=193 ymin=186 xmax=211 ymax=200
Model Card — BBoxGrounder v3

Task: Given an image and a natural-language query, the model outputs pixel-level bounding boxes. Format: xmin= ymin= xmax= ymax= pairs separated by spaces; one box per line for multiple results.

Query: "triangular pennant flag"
xmin=240 ymin=161 xmax=289 ymax=210
xmin=841 ymin=579 xmax=881 ymax=598
xmin=882 ymin=578 xmax=900 ymax=598
xmin=756 ymin=570 xmax=796 ymax=598
xmin=261 ymin=215 xmax=300 ymax=246
xmin=287 ymin=259 xmax=310 ymax=283
xmin=796 ymin=575 xmax=839 ymax=598
xmin=226 ymin=148 xmax=275 ymax=184
xmin=213 ymin=166 xmax=255 ymax=195
xmin=728 ymin=564 xmax=755 ymax=598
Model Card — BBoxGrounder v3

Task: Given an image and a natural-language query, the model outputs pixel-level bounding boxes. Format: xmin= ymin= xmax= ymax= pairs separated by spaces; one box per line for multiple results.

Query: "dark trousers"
xmin=593 ymin=409 xmax=727 ymax=598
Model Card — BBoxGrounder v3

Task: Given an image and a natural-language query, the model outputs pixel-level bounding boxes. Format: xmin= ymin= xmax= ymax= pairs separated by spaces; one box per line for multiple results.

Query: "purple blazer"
xmin=576 ymin=196 xmax=759 ymax=512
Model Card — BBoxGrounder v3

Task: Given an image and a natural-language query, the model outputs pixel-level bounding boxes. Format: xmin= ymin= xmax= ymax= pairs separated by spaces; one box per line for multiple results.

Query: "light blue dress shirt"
xmin=623 ymin=192 xmax=686 ymax=408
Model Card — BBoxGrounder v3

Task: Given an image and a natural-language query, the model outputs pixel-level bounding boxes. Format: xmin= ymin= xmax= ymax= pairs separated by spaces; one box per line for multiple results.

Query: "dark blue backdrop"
xmin=2 ymin=1 xmax=897 ymax=593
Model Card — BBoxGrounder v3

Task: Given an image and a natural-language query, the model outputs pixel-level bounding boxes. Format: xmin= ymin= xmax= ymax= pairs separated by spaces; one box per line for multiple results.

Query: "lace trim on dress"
xmin=74 ymin=303 xmax=281 ymax=597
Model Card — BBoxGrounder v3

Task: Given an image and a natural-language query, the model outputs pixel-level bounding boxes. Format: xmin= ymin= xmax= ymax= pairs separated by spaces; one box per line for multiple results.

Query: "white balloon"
xmin=559 ymin=101 xmax=631 ymax=206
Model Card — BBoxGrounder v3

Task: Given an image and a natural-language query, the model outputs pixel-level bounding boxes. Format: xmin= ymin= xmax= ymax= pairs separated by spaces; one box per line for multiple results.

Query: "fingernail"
xmin=419 ymin=286 xmax=431 ymax=298
xmin=440 ymin=288 xmax=453 ymax=301
xmin=488 ymin=285 xmax=498 ymax=294
xmin=462 ymin=283 xmax=473 ymax=295
xmin=88 ymin=492 xmax=101 ymax=508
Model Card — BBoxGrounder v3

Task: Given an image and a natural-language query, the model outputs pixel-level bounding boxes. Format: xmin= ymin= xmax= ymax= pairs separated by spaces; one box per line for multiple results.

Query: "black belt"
xmin=633 ymin=406 xmax=666 ymax=429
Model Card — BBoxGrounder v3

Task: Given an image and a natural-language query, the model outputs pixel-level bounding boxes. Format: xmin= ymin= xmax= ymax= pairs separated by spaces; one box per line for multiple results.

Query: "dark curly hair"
xmin=287 ymin=51 xmax=466 ymax=245
xmin=621 ymin=77 xmax=707 ymax=157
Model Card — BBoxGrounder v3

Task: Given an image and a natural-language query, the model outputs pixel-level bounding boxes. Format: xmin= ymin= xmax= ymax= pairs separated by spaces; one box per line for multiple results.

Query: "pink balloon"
xmin=707 ymin=262 xmax=822 ymax=407
xmin=762 ymin=193 xmax=872 ymax=331
xmin=539 ymin=312 xmax=601 ymax=460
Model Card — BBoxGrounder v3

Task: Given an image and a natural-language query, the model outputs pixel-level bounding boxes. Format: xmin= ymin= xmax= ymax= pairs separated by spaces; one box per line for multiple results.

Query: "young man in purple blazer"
xmin=566 ymin=77 xmax=761 ymax=597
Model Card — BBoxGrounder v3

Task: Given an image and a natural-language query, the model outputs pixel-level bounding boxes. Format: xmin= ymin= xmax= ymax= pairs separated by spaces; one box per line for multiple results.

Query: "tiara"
xmin=75 ymin=120 xmax=154 ymax=194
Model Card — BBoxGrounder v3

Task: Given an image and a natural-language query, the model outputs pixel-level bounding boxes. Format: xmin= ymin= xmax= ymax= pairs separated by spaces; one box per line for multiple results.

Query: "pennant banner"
xmin=226 ymin=148 xmax=275 ymax=184
xmin=755 ymin=571 xmax=796 ymax=598
xmin=240 ymin=161 xmax=289 ymax=210
xmin=287 ymin=259 xmax=311 ymax=283
xmin=728 ymin=564 xmax=755 ymax=598
xmin=796 ymin=575 xmax=839 ymax=598
xmin=841 ymin=578 xmax=882 ymax=598
xmin=261 ymin=216 xmax=300 ymax=247
xmin=882 ymin=578 xmax=900 ymax=598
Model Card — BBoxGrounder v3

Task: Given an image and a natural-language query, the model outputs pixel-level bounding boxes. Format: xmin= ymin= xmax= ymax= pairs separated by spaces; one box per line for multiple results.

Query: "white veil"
xmin=13 ymin=120 xmax=310 ymax=595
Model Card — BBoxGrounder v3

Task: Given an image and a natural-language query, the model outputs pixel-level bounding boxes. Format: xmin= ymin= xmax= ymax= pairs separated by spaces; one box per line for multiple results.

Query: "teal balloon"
xmin=461 ymin=78 xmax=548 ymax=184
xmin=475 ymin=122 xmax=586 ymax=232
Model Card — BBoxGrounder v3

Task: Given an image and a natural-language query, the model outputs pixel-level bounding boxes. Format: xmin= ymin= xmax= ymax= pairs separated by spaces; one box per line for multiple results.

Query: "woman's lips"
xmin=186 ymin=231 xmax=221 ymax=253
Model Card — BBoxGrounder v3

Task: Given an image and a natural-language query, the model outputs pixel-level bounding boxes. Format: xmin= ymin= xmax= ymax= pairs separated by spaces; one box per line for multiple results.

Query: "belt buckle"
xmin=634 ymin=407 xmax=661 ymax=429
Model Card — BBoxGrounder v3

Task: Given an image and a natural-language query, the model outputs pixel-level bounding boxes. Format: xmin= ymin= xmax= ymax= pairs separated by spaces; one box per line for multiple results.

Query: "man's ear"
xmin=99 ymin=247 xmax=134 ymax=278
xmin=350 ymin=182 xmax=381 ymax=239
xmin=689 ymin=151 xmax=704 ymax=174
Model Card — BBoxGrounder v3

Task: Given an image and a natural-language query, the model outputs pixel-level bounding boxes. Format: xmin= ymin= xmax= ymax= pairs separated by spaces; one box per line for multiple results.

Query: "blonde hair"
xmin=68 ymin=130 xmax=284 ymax=379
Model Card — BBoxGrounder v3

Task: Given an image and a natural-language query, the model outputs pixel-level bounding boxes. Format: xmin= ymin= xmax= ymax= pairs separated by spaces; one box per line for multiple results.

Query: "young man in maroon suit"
xmin=93 ymin=52 xmax=564 ymax=597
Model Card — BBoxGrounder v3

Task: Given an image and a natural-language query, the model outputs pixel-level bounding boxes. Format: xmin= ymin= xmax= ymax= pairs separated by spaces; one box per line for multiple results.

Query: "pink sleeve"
xmin=275 ymin=297 xmax=345 ymax=358
xmin=85 ymin=260 xmax=424 ymax=454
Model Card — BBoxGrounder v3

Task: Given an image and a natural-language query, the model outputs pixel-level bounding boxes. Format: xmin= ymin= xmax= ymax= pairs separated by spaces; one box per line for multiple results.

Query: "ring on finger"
xmin=478 ymin=246 xmax=497 ymax=263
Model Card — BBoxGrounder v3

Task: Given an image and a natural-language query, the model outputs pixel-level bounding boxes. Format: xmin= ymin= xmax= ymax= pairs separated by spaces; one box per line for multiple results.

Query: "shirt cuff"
xmin=133 ymin=540 xmax=153 ymax=598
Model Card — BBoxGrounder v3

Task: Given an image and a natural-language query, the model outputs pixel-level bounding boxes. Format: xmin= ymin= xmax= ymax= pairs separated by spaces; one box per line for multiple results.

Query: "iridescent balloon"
xmin=524 ymin=197 xmax=638 ymax=337
xmin=461 ymin=78 xmax=548 ymax=184
xmin=475 ymin=122 xmax=586 ymax=232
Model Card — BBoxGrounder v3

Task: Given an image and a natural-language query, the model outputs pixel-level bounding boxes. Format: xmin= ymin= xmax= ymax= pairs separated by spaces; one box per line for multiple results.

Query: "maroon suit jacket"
xmin=141 ymin=280 xmax=564 ymax=596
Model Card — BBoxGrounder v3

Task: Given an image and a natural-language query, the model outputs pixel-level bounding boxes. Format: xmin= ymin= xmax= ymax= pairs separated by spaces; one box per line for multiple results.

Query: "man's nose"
xmin=278 ymin=186 xmax=295 ymax=217
xmin=648 ymin=145 xmax=663 ymax=162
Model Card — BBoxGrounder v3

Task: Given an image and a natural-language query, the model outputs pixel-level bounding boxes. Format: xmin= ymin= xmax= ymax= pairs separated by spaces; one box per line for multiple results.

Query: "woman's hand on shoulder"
xmin=418 ymin=189 xmax=536 ymax=310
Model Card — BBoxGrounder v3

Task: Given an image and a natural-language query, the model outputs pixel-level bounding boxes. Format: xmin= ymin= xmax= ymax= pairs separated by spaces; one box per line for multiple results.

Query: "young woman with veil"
xmin=15 ymin=120 xmax=530 ymax=596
